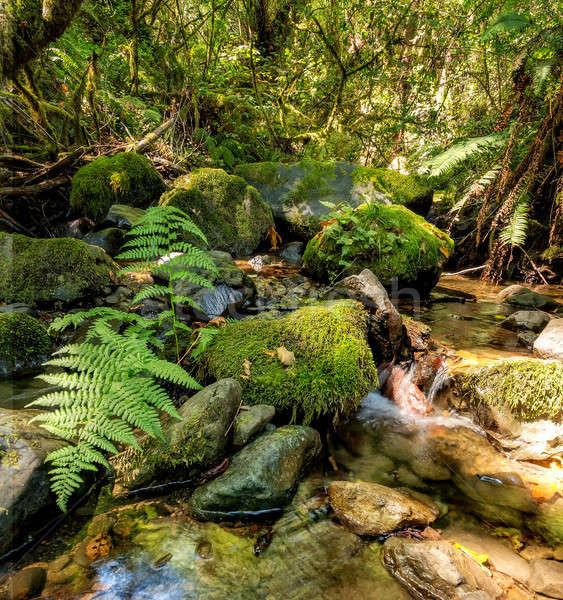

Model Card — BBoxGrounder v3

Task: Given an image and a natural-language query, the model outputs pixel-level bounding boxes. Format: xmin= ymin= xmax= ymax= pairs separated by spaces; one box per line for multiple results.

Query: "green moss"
xmin=234 ymin=161 xmax=280 ymax=186
xmin=70 ymin=152 xmax=165 ymax=222
xmin=0 ymin=233 xmax=114 ymax=304
xmin=302 ymin=203 xmax=453 ymax=292
xmin=352 ymin=168 xmax=433 ymax=214
xmin=286 ymin=160 xmax=336 ymax=207
xmin=160 ymin=168 xmax=273 ymax=256
xmin=457 ymin=358 xmax=563 ymax=421
xmin=0 ymin=313 xmax=50 ymax=372
xmin=198 ymin=300 xmax=377 ymax=424
xmin=541 ymin=245 xmax=563 ymax=260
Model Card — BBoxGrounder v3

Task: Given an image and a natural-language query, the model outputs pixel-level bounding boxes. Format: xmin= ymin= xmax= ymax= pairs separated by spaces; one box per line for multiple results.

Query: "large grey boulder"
xmin=0 ymin=409 xmax=65 ymax=555
xmin=112 ymin=379 xmax=241 ymax=493
xmin=383 ymin=538 xmax=502 ymax=599
xmin=534 ymin=318 xmax=563 ymax=362
xmin=189 ymin=425 xmax=321 ymax=520
xmin=497 ymin=285 xmax=562 ymax=311
xmin=327 ymin=481 xmax=438 ymax=535
xmin=501 ymin=310 xmax=551 ymax=333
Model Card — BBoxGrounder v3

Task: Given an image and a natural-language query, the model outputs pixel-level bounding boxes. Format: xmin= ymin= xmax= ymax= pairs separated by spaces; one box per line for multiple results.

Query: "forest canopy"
xmin=0 ymin=0 xmax=561 ymax=280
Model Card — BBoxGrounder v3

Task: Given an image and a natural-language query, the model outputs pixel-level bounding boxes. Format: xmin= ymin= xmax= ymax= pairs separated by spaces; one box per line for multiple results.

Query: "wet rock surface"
xmin=533 ymin=318 xmax=563 ymax=361
xmin=103 ymin=204 xmax=146 ymax=229
xmin=501 ymin=310 xmax=551 ymax=333
xmin=383 ymin=537 xmax=502 ymax=599
xmin=232 ymin=404 xmax=275 ymax=447
xmin=498 ymin=285 xmax=562 ymax=311
xmin=82 ymin=227 xmax=126 ymax=257
xmin=0 ymin=409 xmax=65 ymax=555
xmin=189 ymin=425 xmax=321 ymax=520
xmin=528 ymin=559 xmax=563 ymax=598
xmin=328 ymin=480 xmax=438 ymax=535
xmin=112 ymin=379 xmax=241 ymax=493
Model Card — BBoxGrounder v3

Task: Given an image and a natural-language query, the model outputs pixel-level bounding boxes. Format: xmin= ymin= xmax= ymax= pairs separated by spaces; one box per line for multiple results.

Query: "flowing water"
xmin=1 ymin=275 xmax=562 ymax=599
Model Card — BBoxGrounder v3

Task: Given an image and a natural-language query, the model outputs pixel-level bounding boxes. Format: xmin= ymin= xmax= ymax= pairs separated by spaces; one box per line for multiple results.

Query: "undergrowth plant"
xmin=28 ymin=309 xmax=201 ymax=511
xmin=117 ymin=205 xmax=218 ymax=361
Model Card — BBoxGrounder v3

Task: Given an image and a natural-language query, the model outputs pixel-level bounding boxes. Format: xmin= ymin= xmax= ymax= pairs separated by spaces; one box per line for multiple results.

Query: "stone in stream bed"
xmin=382 ymin=537 xmax=502 ymax=599
xmin=189 ymin=425 xmax=321 ymax=520
xmin=529 ymin=558 xmax=563 ymax=598
xmin=232 ymin=404 xmax=275 ymax=447
xmin=82 ymin=227 xmax=126 ymax=257
xmin=111 ymin=379 xmax=241 ymax=493
xmin=497 ymin=285 xmax=562 ymax=311
xmin=0 ymin=409 xmax=66 ymax=555
xmin=0 ymin=313 xmax=50 ymax=378
xmin=327 ymin=481 xmax=439 ymax=535
xmin=197 ymin=300 xmax=378 ymax=424
xmin=501 ymin=310 xmax=551 ymax=333
xmin=534 ymin=318 xmax=563 ymax=362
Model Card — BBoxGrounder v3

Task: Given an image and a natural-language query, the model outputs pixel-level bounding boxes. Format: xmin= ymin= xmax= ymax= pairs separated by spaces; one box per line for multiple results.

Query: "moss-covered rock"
xmin=302 ymin=203 xmax=453 ymax=293
xmin=0 ymin=313 xmax=50 ymax=378
xmin=160 ymin=168 xmax=273 ymax=256
xmin=234 ymin=160 xmax=433 ymax=238
xmin=198 ymin=300 xmax=378 ymax=424
xmin=456 ymin=357 xmax=563 ymax=421
xmin=70 ymin=152 xmax=165 ymax=222
xmin=0 ymin=233 xmax=115 ymax=304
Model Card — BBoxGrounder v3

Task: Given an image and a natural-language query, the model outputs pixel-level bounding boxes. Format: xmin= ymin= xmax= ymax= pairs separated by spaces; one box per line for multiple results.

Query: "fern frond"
xmin=500 ymin=197 xmax=530 ymax=247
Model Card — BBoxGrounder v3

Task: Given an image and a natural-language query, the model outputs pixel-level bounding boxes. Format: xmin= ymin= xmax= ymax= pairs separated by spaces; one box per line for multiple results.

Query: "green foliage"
xmin=420 ymin=134 xmax=509 ymax=179
xmin=117 ymin=205 xmax=218 ymax=360
xmin=198 ymin=300 xmax=377 ymax=424
xmin=70 ymin=152 xmax=165 ymax=222
xmin=457 ymin=358 xmax=563 ymax=421
xmin=0 ymin=233 xmax=114 ymax=305
xmin=500 ymin=197 xmax=530 ymax=248
xmin=159 ymin=168 xmax=273 ymax=256
xmin=28 ymin=313 xmax=199 ymax=511
xmin=302 ymin=202 xmax=453 ymax=291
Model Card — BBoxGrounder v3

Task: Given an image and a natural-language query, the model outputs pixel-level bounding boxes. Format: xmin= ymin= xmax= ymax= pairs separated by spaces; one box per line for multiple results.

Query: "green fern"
xmin=28 ymin=316 xmax=200 ymax=511
xmin=500 ymin=197 xmax=530 ymax=248
xmin=117 ymin=205 xmax=218 ymax=361
xmin=420 ymin=133 xmax=508 ymax=178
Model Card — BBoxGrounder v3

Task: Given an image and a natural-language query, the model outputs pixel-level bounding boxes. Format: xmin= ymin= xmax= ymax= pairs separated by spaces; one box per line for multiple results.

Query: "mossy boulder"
xmin=235 ymin=160 xmax=433 ymax=238
xmin=160 ymin=168 xmax=273 ymax=256
xmin=70 ymin=152 xmax=165 ymax=222
xmin=0 ymin=233 xmax=115 ymax=305
xmin=0 ymin=313 xmax=50 ymax=378
xmin=198 ymin=300 xmax=378 ymax=424
xmin=302 ymin=203 xmax=453 ymax=293
xmin=456 ymin=357 xmax=563 ymax=422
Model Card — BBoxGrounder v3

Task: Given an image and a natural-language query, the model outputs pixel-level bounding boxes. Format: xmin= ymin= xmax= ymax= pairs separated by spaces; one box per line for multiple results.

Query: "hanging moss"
xmin=302 ymin=203 xmax=453 ymax=292
xmin=70 ymin=152 xmax=165 ymax=222
xmin=0 ymin=313 xmax=51 ymax=378
xmin=159 ymin=168 xmax=273 ymax=256
xmin=0 ymin=233 xmax=114 ymax=304
xmin=198 ymin=300 xmax=378 ymax=424
xmin=456 ymin=358 xmax=563 ymax=421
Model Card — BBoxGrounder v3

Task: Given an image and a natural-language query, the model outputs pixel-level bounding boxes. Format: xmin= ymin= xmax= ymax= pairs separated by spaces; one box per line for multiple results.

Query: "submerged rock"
xmin=233 ymin=405 xmax=276 ymax=447
xmin=455 ymin=357 xmax=563 ymax=421
xmin=0 ymin=409 xmax=65 ymax=555
xmin=534 ymin=318 xmax=563 ymax=362
xmin=0 ymin=233 xmax=114 ymax=305
xmin=328 ymin=481 xmax=438 ymax=535
xmin=382 ymin=537 xmax=502 ymax=599
xmin=189 ymin=425 xmax=321 ymax=520
xmin=160 ymin=168 xmax=273 ymax=257
xmin=528 ymin=558 xmax=563 ymax=598
xmin=302 ymin=204 xmax=453 ymax=294
xmin=235 ymin=161 xmax=433 ymax=238
xmin=497 ymin=285 xmax=562 ymax=311
xmin=198 ymin=300 xmax=378 ymax=423
xmin=112 ymin=379 xmax=241 ymax=493
xmin=70 ymin=152 xmax=165 ymax=222
xmin=501 ymin=310 xmax=551 ymax=333
xmin=0 ymin=313 xmax=50 ymax=378
xmin=280 ymin=241 xmax=304 ymax=264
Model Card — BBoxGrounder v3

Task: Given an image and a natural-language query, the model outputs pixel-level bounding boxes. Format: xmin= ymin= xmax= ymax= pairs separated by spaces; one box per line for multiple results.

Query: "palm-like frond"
xmin=500 ymin=197 xmax=530 ymax=248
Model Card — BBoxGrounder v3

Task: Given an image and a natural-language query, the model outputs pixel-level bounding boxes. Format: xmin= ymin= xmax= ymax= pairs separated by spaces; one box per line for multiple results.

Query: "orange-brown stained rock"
xmin=328 ymin=481 xmax=438 ymax=536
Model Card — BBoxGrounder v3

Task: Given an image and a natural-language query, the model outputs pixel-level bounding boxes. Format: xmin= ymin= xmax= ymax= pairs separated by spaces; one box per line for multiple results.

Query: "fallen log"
xmin=0 ymin=175 xmax=70 ymax=197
